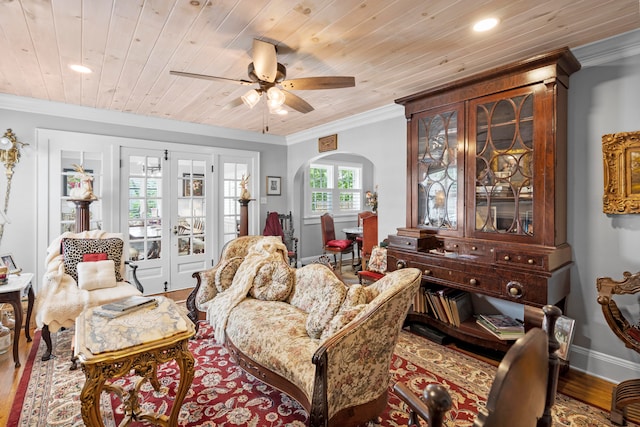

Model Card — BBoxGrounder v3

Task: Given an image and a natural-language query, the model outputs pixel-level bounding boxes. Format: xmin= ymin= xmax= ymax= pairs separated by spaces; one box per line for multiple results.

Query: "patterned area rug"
xmin=11 ymin=322 xmax=634 ymax=427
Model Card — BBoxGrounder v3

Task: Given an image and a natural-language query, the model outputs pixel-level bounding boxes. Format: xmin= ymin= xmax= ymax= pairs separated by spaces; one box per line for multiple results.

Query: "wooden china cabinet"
xmin=389 ymin=48 xmax=581 ymax=351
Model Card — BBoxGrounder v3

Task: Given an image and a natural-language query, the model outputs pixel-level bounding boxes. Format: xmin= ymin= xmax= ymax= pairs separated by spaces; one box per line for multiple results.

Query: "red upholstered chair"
xmin=360 ymin=214 xmax=378 ymax=267
xmin=356 ymin=211 xmax=376 ymax=261
xmin=358 ymin=245 xmax=386 ymax=285
xmin=320 ymin=213 xmax=354 ymax=271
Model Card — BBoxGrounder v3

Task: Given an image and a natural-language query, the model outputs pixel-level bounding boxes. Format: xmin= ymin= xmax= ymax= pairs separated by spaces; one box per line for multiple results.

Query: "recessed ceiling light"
xmin=473 ymin=18 xmax=499 ymax=32
xmin=69 ymin=64 xmax=92 ymax=74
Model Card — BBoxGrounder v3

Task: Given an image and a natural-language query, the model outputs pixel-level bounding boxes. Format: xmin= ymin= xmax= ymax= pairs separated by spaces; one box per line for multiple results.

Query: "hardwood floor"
xmin=0 ymin=290 xmax=627 ymax=427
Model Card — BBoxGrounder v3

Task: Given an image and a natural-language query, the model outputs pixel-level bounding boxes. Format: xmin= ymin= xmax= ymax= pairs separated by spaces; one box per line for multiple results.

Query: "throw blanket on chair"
xmin=35 ymin=230 xmax=125 ymax=332
xmin=207 ymin=236 xmax=288 ymax=343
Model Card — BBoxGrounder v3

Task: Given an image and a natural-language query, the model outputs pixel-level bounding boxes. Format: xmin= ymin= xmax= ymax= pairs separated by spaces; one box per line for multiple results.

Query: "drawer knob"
xmin=405 ymin=241 xmax=411 ymax=245
xmin=453 ymin=244 xmax=459 ymax=248
xmin=504 ymin=255 xmax=511 ymax=261
xmin=396 ymin=260 xmax=407 ymax=269
xmin=423 ymin=269 xmax=432 ymax=276
xmin=471 ymin=246 xmax=477 ymax=251
xmin=506 ymin=281 xmax=524 ymax=299
xmin=528 ymin=259 xmax=535 ymax=264
xmin=469 ymin=278 xmax=477 ymax=286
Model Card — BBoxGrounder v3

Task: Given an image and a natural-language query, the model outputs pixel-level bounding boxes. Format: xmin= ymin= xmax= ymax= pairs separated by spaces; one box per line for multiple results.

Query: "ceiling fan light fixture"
xmin=266 ymin=86 xmax=285 ymax=106
xmin=241 ymin=89 xmax=261 ymax=108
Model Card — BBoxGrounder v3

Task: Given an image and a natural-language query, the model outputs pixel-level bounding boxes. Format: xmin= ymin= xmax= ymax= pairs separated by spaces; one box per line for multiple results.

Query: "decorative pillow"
xmin=250 ymin=260 xmax=294 ymax=301
xmin=343 ymin=284 xmax=369 ymax=307
xmin=326 ymin=239 xmax=352 ymax=250
xmin=77 ymin=260 xmax=117 ymax=291
xmin=214 ymin=257 xmax=243 ymax=293
xmin=320 ymin=304 xmax=367 ymax=340
xmin=367 ymin=246 xmax=387 ymax=273
xmin=62 ymin=238 xmax=124 ymax=283
xmin=83 ymin=253 xmax=108 ymax=262
xmin=305 ymin=280 xmax=348 ymax=339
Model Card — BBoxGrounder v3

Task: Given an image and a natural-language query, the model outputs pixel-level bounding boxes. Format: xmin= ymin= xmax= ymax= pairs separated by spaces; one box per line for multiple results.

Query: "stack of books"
xmin=93 ymin=295 xmax=158 ymax=319
xmin=476 ymin=313 xmax=524 ymax=340
xmin=417 ymin=286 xmax=473 ymax=328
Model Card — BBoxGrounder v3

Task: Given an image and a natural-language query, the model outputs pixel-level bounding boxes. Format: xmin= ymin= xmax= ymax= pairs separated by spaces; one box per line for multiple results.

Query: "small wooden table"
xmin=0 ymin=273 xmax=34 ymax=368
xmin=75 ymin=296 xmax=195 ymax=427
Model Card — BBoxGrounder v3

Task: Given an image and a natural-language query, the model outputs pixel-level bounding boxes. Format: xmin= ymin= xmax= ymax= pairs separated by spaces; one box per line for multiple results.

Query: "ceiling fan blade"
xmin=252 ymin=39 xmax=278 ymax=83
xmin=282 ymin=90 xmax=314 ymax=114
xmin=281 ymin=76 xmax=355 ymax=90
xmin=170 ymin=70 xmax=253 ymax=85
xmin=222 ymin=97 xmax=245 ymax=110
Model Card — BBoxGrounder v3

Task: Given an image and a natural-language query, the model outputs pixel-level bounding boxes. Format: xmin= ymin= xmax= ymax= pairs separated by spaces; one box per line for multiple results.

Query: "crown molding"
xmin=0 ymin=93 xmax=285 ymax=145
xmin=285 ymin=103 xmax=405 ymax=145
xmin=572 ymin=28 xmax=640 ymax=67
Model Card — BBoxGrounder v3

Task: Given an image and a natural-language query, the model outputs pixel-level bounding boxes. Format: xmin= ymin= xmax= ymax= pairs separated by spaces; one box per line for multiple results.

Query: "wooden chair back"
xmin=264 ymin=211 xmax=298 ymax=266
xmin=361 ymin=214 xmax=378 ymax=266
xmin=597 ymin=271 xmax=640 ymax=425
xmin=393 ymin=305 xmax=562 ymax=427
xmin=320 ymin=213 xmax=337 ymax=244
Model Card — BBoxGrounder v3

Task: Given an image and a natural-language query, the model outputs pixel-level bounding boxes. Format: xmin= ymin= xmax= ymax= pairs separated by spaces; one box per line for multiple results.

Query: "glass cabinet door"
xmin=470 ymin=86 xmax=535 ymax=238
xmin=413 ymin=104 xmax=464 ymax=233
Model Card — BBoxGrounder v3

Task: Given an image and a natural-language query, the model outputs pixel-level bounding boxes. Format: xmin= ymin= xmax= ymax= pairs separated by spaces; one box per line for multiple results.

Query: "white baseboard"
xmin=568 ymin=345 xmax=640 ymax=384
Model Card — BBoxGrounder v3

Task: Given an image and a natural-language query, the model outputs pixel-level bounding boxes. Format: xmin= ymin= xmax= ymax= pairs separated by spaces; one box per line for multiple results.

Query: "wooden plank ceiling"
xmin=0 ymin=0 xmax=638 ymax=136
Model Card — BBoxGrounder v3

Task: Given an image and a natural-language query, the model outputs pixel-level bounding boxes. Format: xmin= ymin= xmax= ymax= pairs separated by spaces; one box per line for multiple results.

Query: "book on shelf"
xmin=476 ymin=318 xmax=524 ymax=340
xmin=100 ymin=295 xmax=158 ymax=313
xmin=447 ymin=290 xmax=473 ymax=327
xmin=477 ymin=314 xmax=524 ymax=332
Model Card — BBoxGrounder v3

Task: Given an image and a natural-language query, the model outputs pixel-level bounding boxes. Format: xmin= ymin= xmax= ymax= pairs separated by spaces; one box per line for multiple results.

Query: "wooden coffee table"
xmin=74 ymin=296 xmax=195 ymax=427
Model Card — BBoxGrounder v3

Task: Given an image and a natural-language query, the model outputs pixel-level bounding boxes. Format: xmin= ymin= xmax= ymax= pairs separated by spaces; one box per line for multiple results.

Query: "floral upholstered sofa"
xmin=186 ymin=235 xmax=421 ymax=427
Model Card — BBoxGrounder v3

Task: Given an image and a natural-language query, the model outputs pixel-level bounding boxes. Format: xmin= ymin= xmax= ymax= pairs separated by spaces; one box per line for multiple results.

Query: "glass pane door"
xmin=127 ymin=155 xmax=163 ymax=262
xmin=413 ymin=104 xmax=463 ymax=232
xmin=473 ymin=89 xmax=534 ymax=237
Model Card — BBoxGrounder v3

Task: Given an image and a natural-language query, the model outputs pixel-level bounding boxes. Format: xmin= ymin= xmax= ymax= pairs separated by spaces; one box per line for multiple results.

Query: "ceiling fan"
xmin=170 ymin=39 xmax=355 ymax=117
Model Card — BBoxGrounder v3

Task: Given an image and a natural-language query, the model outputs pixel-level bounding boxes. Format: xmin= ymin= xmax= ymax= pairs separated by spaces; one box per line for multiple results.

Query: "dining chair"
xmin=356 ymin=211 xmax=376 ymax=260
xmin=320 ymin=213 xmax=354 ymax=271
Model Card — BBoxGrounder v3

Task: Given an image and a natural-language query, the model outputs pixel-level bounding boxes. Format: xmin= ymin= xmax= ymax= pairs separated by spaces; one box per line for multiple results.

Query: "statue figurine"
xmin=240 ymin=174 xmax=251 ymax=200
xmin=69 ymin=164 xmax=96 ymax=200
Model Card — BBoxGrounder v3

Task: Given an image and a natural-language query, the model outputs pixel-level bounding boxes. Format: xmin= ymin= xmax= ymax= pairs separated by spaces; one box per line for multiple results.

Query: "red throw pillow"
xmin=326 ymin=239 xmax=352 ymax=250
xmin=82 ymin=253 xmax=108 ymax=262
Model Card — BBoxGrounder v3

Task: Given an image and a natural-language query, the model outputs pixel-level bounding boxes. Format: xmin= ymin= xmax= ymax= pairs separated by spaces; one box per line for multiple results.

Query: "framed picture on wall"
xmin=266 ymin=176 xmax=281 ymax=196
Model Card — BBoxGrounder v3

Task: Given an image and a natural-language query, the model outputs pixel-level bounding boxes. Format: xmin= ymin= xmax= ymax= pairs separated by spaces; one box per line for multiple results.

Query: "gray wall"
xmin=566 ymin=30 xmax=640 ymax=381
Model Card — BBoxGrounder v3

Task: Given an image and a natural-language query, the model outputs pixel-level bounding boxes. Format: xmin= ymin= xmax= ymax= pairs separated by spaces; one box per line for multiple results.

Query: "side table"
xmin=75 ymin=296 xmax=195 ymax=427
xmin=0 ymin=273 xmax=34 ymax=368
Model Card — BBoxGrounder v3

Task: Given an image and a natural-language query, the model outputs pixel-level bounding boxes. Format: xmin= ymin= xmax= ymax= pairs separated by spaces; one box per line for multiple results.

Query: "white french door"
xmin=121 ymin=148 xmax=211 ymax=294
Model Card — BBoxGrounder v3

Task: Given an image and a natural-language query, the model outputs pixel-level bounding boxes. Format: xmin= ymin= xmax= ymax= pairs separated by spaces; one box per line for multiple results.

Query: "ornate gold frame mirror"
xmin=602 ymin=131 xmax=640 ymax=214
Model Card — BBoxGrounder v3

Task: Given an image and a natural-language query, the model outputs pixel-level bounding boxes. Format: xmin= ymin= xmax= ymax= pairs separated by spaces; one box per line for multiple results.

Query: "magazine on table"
xmin=100 ymin=295 xmax=157 ymax=313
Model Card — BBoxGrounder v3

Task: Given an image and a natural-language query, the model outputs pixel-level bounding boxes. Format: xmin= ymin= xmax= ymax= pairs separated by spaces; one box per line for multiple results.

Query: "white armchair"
xmin=35 ymin=230 xmax=144 ymax=362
